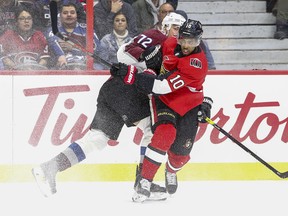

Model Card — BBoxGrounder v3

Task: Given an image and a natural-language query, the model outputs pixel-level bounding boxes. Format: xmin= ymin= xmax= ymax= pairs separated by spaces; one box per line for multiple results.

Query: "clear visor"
xmin=178 ymin=37 xmax=201 ymax=47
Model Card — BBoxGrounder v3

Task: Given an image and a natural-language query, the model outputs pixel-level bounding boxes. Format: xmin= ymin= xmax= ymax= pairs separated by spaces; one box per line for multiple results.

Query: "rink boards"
xmin=1 ymin=70 xmax=288 ymax=182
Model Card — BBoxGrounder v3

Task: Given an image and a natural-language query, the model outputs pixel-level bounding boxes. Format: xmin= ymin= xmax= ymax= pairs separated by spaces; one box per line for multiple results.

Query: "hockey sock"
xmin=50 ymin=142 xmax=86 ymax=173
xmin=139 ymin=146 xmax=146 ymax=164
xmin=166 ymin=150 xmax=190 ymax=173
xmin=150 ymin=124 xmax=176 ymax=152
xmin=141 ymin=124 xmax=176 ymax=180
xmin=137 ymin=116 xmax=153 ymax=164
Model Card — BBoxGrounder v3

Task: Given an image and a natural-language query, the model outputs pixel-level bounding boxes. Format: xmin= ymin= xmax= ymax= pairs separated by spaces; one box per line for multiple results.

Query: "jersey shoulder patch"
xmin=190 ymin=58 xmax=202 ymax=69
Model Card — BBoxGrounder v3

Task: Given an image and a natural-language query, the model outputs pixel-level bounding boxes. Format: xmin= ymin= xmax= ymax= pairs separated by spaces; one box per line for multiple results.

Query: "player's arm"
xmin=110 ymin=62 xmax=186 ymax=95
xmin=124 ymin=30 xmax=167 ymax=63
xmin=136 ymin=71 xmax=173 ymax=94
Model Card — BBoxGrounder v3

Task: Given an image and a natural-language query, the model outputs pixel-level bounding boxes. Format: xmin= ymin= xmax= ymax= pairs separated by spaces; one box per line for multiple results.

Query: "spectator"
xmin=0 ymin=0 xmax=21 ymax=36
xmin=152 ymin=2 xmax=175 ymax=31
xmin=46 ymin=3 xmax=101 ymax=69
xmin=93 ymin=0 xmax=138 ymax=40
xmin=122 ymin=0 xmax=135 ymax=5
xmin=132 ymin=0 xmax=178 ymax=34
xmin=32 ymin=0 xmax=87 ymax=32
xmin=79 ymin=0 xmax=87 ymax=10
xmin=98 ymin=11 xmax=133 ymax=69
xmin=267 ymin=0 xmax=277 ymax=13
xmin=271 ymin=0 xmax=288 ymax=39
xmin=123 ymin=0 xmax=178 ymax=8
xmin=0 ymin=6 xmax=50 ymax=70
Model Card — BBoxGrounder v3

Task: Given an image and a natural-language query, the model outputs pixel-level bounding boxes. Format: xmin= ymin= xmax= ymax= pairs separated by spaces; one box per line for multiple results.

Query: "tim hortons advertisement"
xmin=1 ymin=72 xmax=288 ymax=181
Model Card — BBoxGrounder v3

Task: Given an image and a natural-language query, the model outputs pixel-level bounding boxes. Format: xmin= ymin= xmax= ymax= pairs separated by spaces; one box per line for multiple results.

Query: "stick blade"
xmin=279 ymin=171 xmax=288 ymax=179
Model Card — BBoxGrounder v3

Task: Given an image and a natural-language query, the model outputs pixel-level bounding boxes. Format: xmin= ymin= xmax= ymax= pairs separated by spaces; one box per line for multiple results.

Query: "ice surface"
xmin=1 ymin=180 xmax=287 ymax=216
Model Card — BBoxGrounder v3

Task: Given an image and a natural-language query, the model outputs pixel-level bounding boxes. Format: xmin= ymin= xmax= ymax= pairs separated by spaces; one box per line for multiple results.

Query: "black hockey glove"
xmin=140 ymin=45 xmax=162 ymax=71
xmin=197 ymin=97 xmax=213 ymax=123
xmin=110 ymin=62 xmax=138 ymax=85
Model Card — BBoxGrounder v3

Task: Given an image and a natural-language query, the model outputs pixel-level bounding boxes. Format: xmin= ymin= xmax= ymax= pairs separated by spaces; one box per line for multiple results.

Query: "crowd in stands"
xmin=0 ymin=0 xmax=221 ymax=70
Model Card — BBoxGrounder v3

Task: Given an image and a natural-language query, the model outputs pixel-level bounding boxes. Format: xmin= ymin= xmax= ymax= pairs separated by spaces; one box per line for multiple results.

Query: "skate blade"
xmin=147 ymin=192 xmax=168 ymax=201
xmin=31 ymin=167 xmax=54 ymax=198
xmin=132 ymin=191 xmax=149 ymax=203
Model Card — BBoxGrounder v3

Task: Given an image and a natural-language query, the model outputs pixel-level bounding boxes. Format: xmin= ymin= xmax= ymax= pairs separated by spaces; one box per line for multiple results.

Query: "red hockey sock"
xmin=141 ymin=158 xmax=161 ymax=181
xmin=141 ymin=124 xmax=176 ymax=180
xmin=166 ymin=150 xmax=190 ymax=173
xmin=150 ymin=124 xmax=176 ymax=151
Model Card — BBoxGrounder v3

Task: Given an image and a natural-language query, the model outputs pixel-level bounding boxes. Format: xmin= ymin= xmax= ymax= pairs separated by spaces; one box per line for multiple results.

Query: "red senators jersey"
xmin=158 ymin=37 xmax=208 ymax=116
xmin=124 ymin=29 xmax=167 ymax=60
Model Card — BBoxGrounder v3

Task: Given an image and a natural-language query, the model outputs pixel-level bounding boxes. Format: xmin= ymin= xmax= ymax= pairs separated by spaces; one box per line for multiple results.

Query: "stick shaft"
xmin=205 ymin=117 xmax=286 ymax=178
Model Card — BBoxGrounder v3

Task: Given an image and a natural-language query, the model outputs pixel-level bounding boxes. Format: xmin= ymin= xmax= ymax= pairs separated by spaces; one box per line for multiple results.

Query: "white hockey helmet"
xmin=161 ymin=12 xmax=186 ymax=32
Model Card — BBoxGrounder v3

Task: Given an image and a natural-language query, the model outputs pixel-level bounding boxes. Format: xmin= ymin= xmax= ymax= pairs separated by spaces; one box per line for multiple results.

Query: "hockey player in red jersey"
xmin=116 ymin=11 xmax=186 ymax=194
xmin=111 ymin=19 xmax=213 ymax=202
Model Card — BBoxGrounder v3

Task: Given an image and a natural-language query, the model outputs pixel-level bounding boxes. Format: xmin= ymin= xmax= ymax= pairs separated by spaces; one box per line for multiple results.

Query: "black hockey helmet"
xmin=179 ymin=19 xmax=203 ymax=39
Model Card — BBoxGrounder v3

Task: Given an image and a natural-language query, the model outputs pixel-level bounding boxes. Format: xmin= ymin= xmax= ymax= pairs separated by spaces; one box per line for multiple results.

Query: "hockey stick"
xmin=49 ymin=1 xmax=112 ymax=68
xmin=205 ymin=116 xmax=288 ymax=179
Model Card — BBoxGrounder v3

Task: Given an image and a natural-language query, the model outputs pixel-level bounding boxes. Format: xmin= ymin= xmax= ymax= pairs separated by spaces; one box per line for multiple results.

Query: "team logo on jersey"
xmin=190 ymin=58 xmax=202 ymax=69
xmin=14 ymin=52 xmax=39 ymax=64
xmin=183 ymin=138 xmax=193 ymax=149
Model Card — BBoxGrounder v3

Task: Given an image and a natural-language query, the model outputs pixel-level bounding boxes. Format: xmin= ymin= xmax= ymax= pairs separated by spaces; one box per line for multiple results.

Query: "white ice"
xmin=1 ymin=180 xmax=287 ymax=216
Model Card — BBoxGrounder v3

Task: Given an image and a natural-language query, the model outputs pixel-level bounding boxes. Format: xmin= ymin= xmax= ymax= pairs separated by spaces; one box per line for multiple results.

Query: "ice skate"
xmin=134 ymin=164 xmax=167 ymax=201
xmin=148 ymin=183 xmax=168 ymax=201
xmin=32 ymin=163 xmax=57 ymax=197
xmin=165 ymin=169 xmax=178 ymax=195
xmin=132 ymin=178 xmax=151 ymax=203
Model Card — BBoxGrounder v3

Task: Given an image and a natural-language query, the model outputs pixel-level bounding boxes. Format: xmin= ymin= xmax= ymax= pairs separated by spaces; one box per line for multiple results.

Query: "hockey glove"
xmin=197 ymin=97 xmax=213 ymax=123
xmin=140 ymin=45 xmax=162 ymax=71
xmin=142 ymin=68 xmax=157 ymax=76
xmin=110 ymin=63 xmax=138 ymax=85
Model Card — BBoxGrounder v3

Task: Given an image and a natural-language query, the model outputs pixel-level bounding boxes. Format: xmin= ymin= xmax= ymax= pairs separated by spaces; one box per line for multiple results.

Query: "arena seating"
xmin=178 ymin=0 xmax=288 ymax=70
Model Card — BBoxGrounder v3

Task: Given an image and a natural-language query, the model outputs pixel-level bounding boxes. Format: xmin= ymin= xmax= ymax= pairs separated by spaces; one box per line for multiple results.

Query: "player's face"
xmin=113 ymin=14 xmax=127 ymax=34
xmin=60 ymin=6 xmax=77 ymax=26
xmin=17 ymin=11 xmax=33 ymax=32
xmin=178 ymin=38 xmax=199 ymax=55
xmin=167 ymin=25 xmax=180 ymax=38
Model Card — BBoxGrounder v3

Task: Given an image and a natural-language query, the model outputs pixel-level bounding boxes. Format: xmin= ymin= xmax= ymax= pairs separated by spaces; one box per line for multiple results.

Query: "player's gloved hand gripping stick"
xmin=49 ymin=0 xmax=112 ymax=68
xmin=204 ymin=116 xmax=288 ymax=179
xmin=198 ymin=97 xmax=213 ymax=123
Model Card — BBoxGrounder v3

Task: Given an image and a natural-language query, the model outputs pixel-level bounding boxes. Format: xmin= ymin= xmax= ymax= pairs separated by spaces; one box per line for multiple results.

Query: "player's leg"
xmin=32 ymin=87 xmax=124 ymax=197
xmin=165 ymin=106 xmax=199 ymax=195
xmin=133 ymin=97 xmax=178 ymax=202
xmin=32 ymin=128 xmax=114 ymax=197
xmin=102 ymin=80 xmax=168 ymax=199
xmin=134 ymin=116 xmax=168 ymax=201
